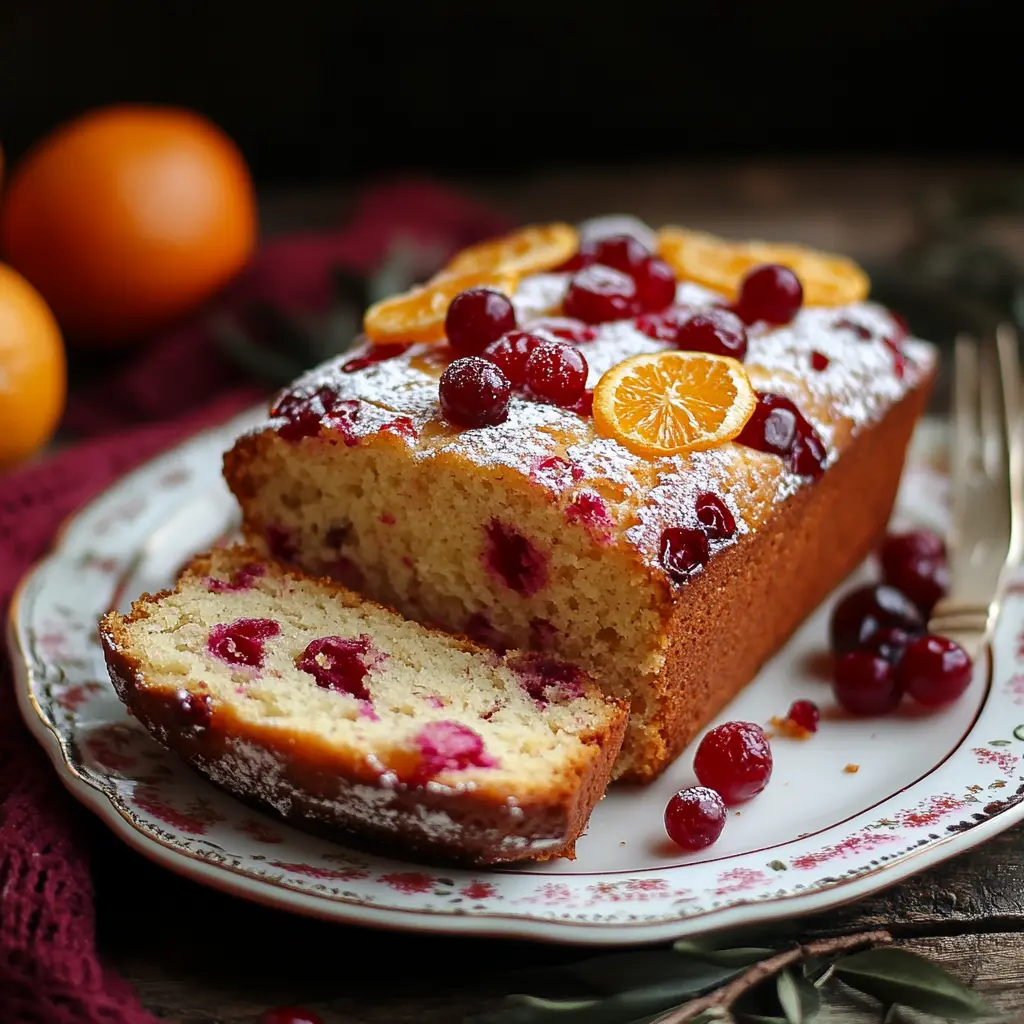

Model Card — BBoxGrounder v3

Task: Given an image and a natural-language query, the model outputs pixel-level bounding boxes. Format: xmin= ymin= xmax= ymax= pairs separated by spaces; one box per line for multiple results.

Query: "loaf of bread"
xmin=100 ymin=545 xmax=628 ymax=864
xmin=223 ymin=219 xmax=936 ymax=781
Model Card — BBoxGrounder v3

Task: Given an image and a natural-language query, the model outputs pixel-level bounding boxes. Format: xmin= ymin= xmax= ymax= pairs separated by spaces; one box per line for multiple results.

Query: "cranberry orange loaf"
xmin=100 ymin=545 xmax=627 ymax=864
xmin=223 ymin=218 xmax=936 ymax=781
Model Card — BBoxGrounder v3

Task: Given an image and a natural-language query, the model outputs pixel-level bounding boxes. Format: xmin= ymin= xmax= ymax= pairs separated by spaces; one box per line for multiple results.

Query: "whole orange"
xmin=0 ymin=262 xmax=66 ymax=468
xmin=0 ymin=105 xmax=257 ymax=347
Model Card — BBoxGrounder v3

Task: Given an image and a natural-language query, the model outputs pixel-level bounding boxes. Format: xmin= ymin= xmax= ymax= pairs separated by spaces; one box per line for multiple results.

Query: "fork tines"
xmin=927 ymin=324 xmax=1022 ymax=661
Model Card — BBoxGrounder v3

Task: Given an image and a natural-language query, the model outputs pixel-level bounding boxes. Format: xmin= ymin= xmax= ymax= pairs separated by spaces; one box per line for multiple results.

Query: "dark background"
xmin=0 ymin=0 xmax=1016 ymax=185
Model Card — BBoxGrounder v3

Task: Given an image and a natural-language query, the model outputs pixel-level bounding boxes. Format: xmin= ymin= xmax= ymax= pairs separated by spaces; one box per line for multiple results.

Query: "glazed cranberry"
xmin=481 ymin=331 xmax=544 ymax=387
xmin=564 ymin=264 xmax=640 ymax=324
xmin=207 ymin=618 xmax=280 ymax=669
xmin=787 ymin=699 xmax=820 ymax=733
xmin=413 ymin=721 xmax=496 ymax=781
xmin=524 ymin=343 xmax=588 ymax=407
xmin=176 ymin=689 xmax=213 ymax=729
xmin=439 ymin=357 xmax=511 ymax=428
xmin=260 ymin=1008 xmax=325 ymax=1024
xmin=694 ymin=721 xmax=773 ymax=805
xmin=526 ymin=316 xmax=598 ymax=343
xmin=888 ymin=310 xmax=910 ymax=342
xmin=828 ymin=583 xmax=924 ymax=656
xmin=674 ymin=309 xmax=748 ymax=361
xmin=735 ymin=392 xmax=827 ymax=479
xmin=734 ymin=264 xmax=803 ymax=326
xmin=633 ymin=257 xmax=677 ymax=313
xmin=695 ymin=492 xmax=736 ymax=540
xmin=444 ymin=287 xmax=518 ymax=355
xmin=664 ymin=786 xmax=727 ymax=851
xmin=811 ymin=351 xmax=830 ymax=371
xmin=659 ymin=527 xmax=710 ymax=583
xmin=342 ymin=343 xmax=411 ymax=373
xmin=864 ymin=626 xmax=915 ymax=666
xmin=296 ymin=635 xmax=381 ymax=700
xmin=898 ymin=634 xmax=973 ymax=706
xmin=884 ymin=335 xmax=908 ymax=380
xmin=565 ymin=491 xmax=614 ymax=540
xmin=635 ymin=304 xmax=695 ymax=342
xmin=880 ymin=530 xmax=949 ymax=615
xmin=571 ymin=389 xmax=594 ymax=417
xmin=833 ymin=650 xmax=903 ymax=714
xmin=271 ymin=385 xmax=340 ymax=442
xmin=591 ymin=233 xmax=652 ymax=274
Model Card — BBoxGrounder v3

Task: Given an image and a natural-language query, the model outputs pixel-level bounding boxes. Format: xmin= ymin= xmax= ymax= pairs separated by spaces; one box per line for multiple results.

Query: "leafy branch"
xmin=470 ymin=928 xmax=997 ymax=1024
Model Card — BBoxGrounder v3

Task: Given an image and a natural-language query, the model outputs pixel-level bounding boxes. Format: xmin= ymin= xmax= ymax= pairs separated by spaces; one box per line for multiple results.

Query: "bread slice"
xmin=100 ymin=545 xmax=627 ymax=865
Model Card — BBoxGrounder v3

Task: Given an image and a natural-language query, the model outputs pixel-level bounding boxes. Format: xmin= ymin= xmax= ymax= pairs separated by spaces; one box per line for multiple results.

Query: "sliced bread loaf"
xmin=100 ymin=545 xmax=627 ymax=864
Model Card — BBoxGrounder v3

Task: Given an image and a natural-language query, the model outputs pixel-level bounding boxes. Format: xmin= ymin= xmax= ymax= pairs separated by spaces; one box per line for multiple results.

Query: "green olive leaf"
xmin=776 ymin=969 xmax=820 ymax=1023
xmin=567 ymin=950 xmax=745 ymax=996
xmin=835 ymin=948 xmax=993 ymax=1020
xmin=672 ymin=941 xmax=776 ymax=967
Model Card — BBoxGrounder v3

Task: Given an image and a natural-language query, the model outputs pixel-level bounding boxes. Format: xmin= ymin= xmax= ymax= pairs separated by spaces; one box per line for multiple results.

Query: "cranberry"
xmin=564 ymin=264 xmax=639 ymax=324
xmin=484 ymin=520 xmax=548 ymax=595
xmin=833 ymin=317 xmax=873 ymax=340
xmin=481 ymin=331 xmax=543 ymax=387
xmin=207 ymin=618 xmax=280 ymax=669
xmin=176 ymin=689 xmax=213 ymax=729
xmin=342 ymin=343 xmax=411 ymax=373
xmin=828 ymin=584 xmax=924 ymax=655
xmin=591 ymin=233 xmax=652 ymax=274
xmin=571 ymin=389 xmax=594 ymax=416
xmin=635 ymin=304 xmax=695 ymax=342
xmin=633 ymin=257 xmax=677 ymax=313
xmin=508 ymin=653 xmax=584 ymax=704
xmin=734 ymin=264 xmax=803 ymax=326
xmin=695 ymin=492 xmax=736 ymax=540
xmin=206 ymin=562 xmax=265 ymax=593
xmin=412 ymin=721 xmax=496 ymax=782
xmin=735 ymin=392 xmax=827 ymax=479
xmin=811 ymin=351 xmax=830 ymax=371
xmin=674 ymin=309 xmax=748 ymax=361
xmin=271 ymin=385 xmax=341 ymax=442
xmin=525 ymin=343 xmax=588 ymax=407
xmin=444 ymin=287 xmax=518 ymax=355
xmin=438 ymin=357 xmax=511 ymax=428
xmin=260 ymin=1008 xmax=325 ymax=1024
xmin=526 ymin=316 xmax=598 ymax=343
xmin=664 ymin=786 xmax=727 ymax=850
xmin=888 ymin=310 xmax=910 ymax=342
xmin=880 ymin=530 xmax=949 ymax=615
xmin=787 ymin=699 xmax=819 ymax=733
xmin=898 ymin=634 xmax=973 ymax=706
xmin=833 ymin=650 xmax=903 ymax=715
xmin=659 ymin=527 xmax=710 ymax=583
xmin=295 ymin=635 xmax=382 ymax=700
xmin=693 ymin=721 xmax=773 ymax=805
xmin=884 ymin=335 xmax=908 ymax=380
xmin=864 ymin=626 xmax=915 ymax=666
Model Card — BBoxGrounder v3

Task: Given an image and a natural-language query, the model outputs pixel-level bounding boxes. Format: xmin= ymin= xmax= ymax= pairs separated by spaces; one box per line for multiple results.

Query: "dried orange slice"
xmin=593 ymin=351 xmax=756 ymax=458
xmin=657 ymin=226 xmax=869 ymax=306
xmin=363 ymin=270 xmax=519 ymax=345
xmin=439 ymin=223 xmax=579 ymax=278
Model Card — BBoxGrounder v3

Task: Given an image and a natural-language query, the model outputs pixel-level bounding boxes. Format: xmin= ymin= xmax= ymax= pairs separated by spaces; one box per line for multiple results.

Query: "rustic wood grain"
xmin=93 ymin=165 xmax=1024 ymax=1023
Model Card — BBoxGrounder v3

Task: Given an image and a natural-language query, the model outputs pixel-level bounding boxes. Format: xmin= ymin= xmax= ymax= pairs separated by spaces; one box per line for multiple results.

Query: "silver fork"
xmin=928 ymin=323 xmax=1023 ymax=662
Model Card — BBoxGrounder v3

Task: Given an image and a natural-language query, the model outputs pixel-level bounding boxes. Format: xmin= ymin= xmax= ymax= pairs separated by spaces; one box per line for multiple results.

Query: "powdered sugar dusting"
xmin=258 ymin=218 xmax=936 ymax=584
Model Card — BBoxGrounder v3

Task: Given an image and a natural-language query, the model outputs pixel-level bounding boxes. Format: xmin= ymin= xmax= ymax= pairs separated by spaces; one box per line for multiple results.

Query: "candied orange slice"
xmin=593 ymin=351 xmax=756 ymax=458
xmin=363 ymin=270 xmax=519 ymax=345
xmin=657 ymin=226 xmax=869 ymax=306
xmin=439 ymin=223 xmax=579 ymax=278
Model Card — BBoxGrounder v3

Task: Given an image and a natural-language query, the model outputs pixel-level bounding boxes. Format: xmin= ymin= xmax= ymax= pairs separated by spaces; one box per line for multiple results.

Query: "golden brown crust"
xmin=620 ymin=372 xmax=933 ymax=780
xmin=99 ymin=569 xmax=627 ymax=866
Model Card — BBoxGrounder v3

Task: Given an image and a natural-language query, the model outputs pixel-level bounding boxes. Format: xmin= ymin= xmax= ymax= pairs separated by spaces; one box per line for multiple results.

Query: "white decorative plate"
xmin=10 ymin=411 xmax=1024 ymax=945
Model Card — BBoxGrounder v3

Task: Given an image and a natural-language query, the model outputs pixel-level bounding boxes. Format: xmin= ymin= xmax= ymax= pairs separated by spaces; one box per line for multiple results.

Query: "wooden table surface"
xmin=94 ymin=162 xmax=1024 ymax=1022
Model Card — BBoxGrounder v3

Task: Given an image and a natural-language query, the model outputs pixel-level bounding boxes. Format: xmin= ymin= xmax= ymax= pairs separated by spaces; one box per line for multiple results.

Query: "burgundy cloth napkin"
xmin=0 ymin=179 xmax=510 ymax=1023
